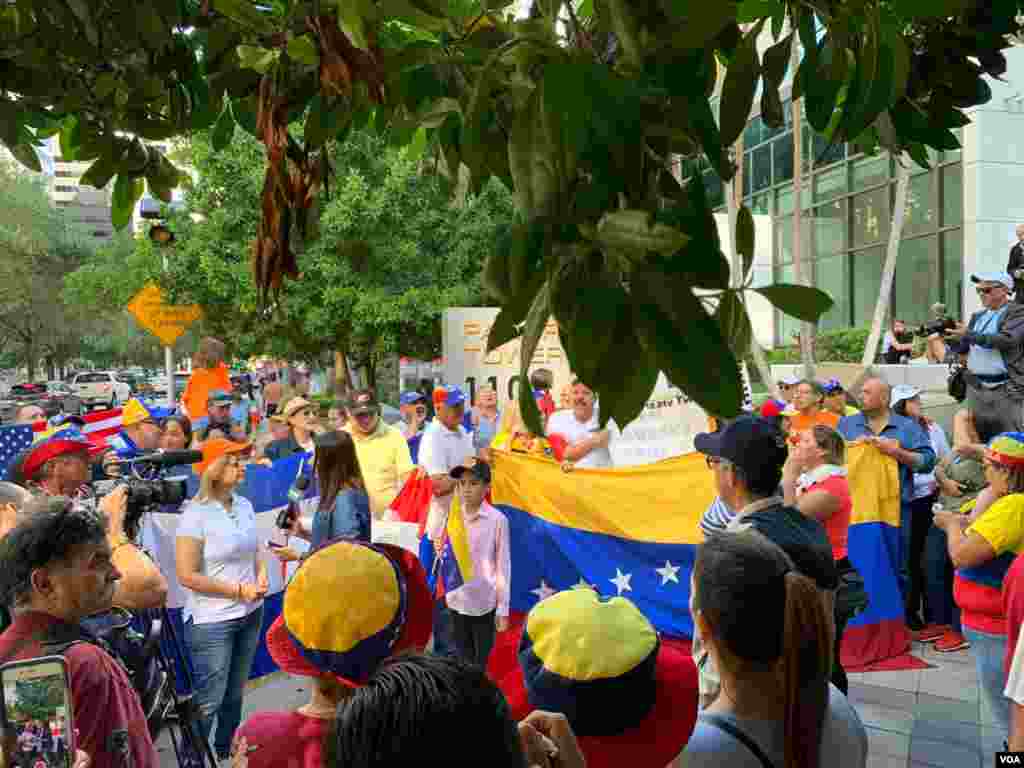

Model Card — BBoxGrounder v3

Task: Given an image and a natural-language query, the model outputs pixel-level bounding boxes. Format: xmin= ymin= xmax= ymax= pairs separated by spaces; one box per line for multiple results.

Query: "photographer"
xmin=945 ymin=272 xmax=1024 ymax=437
xmin=883 ymin=319 xmax=914 ymax=364
xmin=0 ymin=496 xmax=159 ymax=768
xmin=104 ymin=400 xmax=167 ymax=461
xmin=1008 ymin=224 xmax=1024 ymax=303
xmin=21 ymin=433 xmax=168 ymax=613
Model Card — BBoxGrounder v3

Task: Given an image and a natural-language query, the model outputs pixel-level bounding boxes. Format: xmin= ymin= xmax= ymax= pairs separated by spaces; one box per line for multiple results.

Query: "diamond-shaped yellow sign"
xmin=127 ymin=283 xmax=202 ymax=347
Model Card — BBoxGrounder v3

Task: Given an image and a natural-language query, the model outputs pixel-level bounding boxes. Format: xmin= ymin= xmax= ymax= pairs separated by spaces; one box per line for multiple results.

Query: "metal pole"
xmin=163 ymin=252 xmax=174 ymax=408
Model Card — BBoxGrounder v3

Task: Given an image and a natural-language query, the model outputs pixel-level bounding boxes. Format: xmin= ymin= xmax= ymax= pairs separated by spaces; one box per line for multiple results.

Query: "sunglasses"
xmin=977 ymin=286 xmax=1001 ymax=295
xmin=705 ymin=456 xmax=723 ymax=469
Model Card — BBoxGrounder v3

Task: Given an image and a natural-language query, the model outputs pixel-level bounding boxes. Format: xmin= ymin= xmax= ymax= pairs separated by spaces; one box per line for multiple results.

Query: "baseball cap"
xmin=822 ymin=378 xmax=844 ymax=395
xmin=281 ymin=397 xmax=313 ymax=419
xmin=450 ymin=461 xmax=492 ymax=484
xmin=193 ymin=437 xmax=252 ymax=475
xmin=21 ymin=427 xmax=97 ymax=480
xmin=121 ymin=398 xmax=172 ymax=427
xmin=890 ymin=384 xmax=921 ymax=408
xmin=432 ymin=385 xmax=466 ymax=409
xmin=777 ymin=374 xmax=800 ymax=387
xmin=346 ymin=389 xmax=379 ymax=416
xmin=760 ymin=398 xmax=786 ymax=419
xmin=207 ymin=388 xmax=233 ymax=406
xmin=694 ymin=415 xmax=787 ymax=478
xmin=399 ymin=391 xmax=425 ymax=406
xmin=971 ymin=272 xmax=1014 ymax=291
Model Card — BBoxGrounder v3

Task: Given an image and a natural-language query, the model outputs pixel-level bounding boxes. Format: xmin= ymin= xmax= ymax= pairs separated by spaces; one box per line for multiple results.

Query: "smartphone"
xmin=1 ymin=656 xmax=75 ymax=768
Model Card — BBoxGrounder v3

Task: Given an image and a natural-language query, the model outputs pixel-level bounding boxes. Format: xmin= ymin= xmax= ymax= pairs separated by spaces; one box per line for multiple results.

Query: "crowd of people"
xmin=8 ymin=291 xmax=1024 ymax=768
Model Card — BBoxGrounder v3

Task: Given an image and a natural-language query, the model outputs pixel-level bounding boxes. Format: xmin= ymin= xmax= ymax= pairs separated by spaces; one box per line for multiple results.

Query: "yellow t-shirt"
xmin=345 ymin=422 xmax=415 ymax=519
xmin=967 ymin=493 xmax=1024 ymax=556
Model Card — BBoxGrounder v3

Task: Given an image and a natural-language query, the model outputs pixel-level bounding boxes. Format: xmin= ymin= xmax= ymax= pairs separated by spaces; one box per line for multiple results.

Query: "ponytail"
xmin=780 ymin=571 xmax=833 ymax=768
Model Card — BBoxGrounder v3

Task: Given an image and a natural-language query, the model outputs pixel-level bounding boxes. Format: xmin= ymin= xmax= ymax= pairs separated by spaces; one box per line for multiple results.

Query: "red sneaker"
xmin=913 ymin=624 xmax=949 ymax=643
xmin=934 ymin=630 xmax=970 ymax=652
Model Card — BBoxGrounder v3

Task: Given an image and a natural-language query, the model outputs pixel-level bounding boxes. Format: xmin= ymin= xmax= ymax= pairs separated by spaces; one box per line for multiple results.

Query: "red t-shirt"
xmin=804 ymin=475 xmax=852 ymax=561
xmin=233 ymin=710 xmax=331 ymax=768
xmin=0 ymin=612 xmax=157 ymax=768
xmin=1004 ymin=554 xmax=1024 ymax=678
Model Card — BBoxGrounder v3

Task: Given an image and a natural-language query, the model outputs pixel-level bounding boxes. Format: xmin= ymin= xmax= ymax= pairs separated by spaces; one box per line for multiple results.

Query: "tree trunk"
xmin=862 ymin=154 xmax=911 ymax=367
xmin=24 ymin=345 xmax=37 ymax=383
xmin=790 ymin=39 xmax=815 ymax=379
xmin=333 ymin=348 xmax=354 ymax=397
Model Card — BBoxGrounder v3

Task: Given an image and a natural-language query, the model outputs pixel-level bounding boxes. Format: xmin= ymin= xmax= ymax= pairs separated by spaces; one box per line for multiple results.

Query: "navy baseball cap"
xmin=694 ymin=415 xmax=787 ymax=476
xmin=400 ymin=391 xmax=425 ymax=406
xmin=450 ymin=461 xmax=492 ymax=484
xmin=432 ymin=385 xmax=466 ymax=409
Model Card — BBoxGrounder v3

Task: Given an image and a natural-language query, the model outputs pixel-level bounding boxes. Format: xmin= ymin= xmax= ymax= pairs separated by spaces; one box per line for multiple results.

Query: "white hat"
xmin=890 ymin=384 xmax=921 ymax=408
xmin=777 ymin=374 xmax=801 ymax=386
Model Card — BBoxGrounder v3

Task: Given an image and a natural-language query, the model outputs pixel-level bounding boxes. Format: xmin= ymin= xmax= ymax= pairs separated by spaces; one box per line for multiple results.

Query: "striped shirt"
xmin=699 ymin=496 xmax=735 ymax=537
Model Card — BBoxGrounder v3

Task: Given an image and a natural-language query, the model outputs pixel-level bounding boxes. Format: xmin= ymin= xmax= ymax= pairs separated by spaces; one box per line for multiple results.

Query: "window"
xmin=852 ymin=187 xmax=889 ymax=247
xmin=903 ymin=171 xmax=938 ymax=237
xmin=750 ymin=193 xmax=770 ymax=215
xmin=852 ymin=154 xmax=890 ymax=189
xmin=813 ymin=165 xmax=847 ymax=203
xmin=814 ymin=253 xmax=848 ymax=332
xmin=943 ymin=229 xmax=963 ymax=317
xmin=772 ymin=136 xmax=794 ymax=185
xmin=775 ymin=263 xmax=802 ymax=344
xmin=813 ymin=133 xmax=845 ymax=167
xmin=742 ymin=153 xmax=751 ymax=197
xmin=776 ymin=215 xmax=812 ymax=267
xmin=942 ymin=164 xmax=962 ymax=227
xmin=943 ymin=128 xmax=963 ymax=163
xmin=75 ymin=373 xmax=112 ymax=384
xmin=851 ymin=246 xmax=885 ymax=326
xmin=813 ymin=200 xmax=845 ymax=259
xmin=54 ymin=184 xmax=77 ymax=193
xmin=55 ymin=170 xmax=76 ymax=178
xmin=752 ymin=144 xmax=772 ymax=193
xmin=893 ymin=235 xmax=939 ymax=326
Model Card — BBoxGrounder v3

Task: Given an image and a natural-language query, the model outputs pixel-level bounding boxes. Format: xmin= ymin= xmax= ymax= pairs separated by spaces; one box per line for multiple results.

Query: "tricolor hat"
xmin=121 ymin=398 xmax=171 ymax=427
xmin=512 ymin=587 xmax=698 ymax=768
xmin=266 ymin=539 xmax=431 ymax=687
xmin=987 ymin=432 xmax=1024 ymax=468
xmin=760 ymin=398 xmax=786 ymax=419
xmin=21 ymin=426 xmax=99 ymax=480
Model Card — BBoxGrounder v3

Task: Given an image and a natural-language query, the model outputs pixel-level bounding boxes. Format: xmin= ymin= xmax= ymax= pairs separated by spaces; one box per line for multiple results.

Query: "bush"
xmin=765 ymin=327 xmax=872 ymax=365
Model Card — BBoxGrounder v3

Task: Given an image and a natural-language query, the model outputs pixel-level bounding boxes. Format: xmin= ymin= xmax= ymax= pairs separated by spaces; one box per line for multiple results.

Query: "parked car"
xmin=0 ymin=382 xmax=83 ymax=423
xmin=69 ymin=371 xmax=132 ymax=410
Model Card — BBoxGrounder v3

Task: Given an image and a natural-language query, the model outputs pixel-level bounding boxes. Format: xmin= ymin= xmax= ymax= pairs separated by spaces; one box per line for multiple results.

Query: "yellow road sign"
xmin=127 ymin=282 xmax=202 ymax=347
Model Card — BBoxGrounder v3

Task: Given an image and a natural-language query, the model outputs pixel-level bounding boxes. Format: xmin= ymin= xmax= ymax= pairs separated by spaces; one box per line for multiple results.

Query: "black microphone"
xmin=132 ymin=449 xmax=205 ymax=467
xmin=277 ymin=458 xmax=309 ymax=529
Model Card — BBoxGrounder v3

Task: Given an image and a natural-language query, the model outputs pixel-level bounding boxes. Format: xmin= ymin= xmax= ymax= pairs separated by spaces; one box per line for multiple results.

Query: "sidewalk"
xmin=849 ymin=638 xmax=1000 ymax=768
xmin=157 ymin=639 xmax=997 ymax=768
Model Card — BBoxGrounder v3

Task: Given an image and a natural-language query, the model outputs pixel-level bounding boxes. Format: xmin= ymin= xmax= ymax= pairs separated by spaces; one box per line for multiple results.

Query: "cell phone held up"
xmin=1 ymin=656 xmax=75 ymax=768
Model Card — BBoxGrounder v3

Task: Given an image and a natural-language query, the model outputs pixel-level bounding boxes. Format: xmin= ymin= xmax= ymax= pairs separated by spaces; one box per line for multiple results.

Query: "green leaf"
xmin=407 ymin=126 xmax=428 ymax=159
xmin=213 ymin=0 xmax=275 ymax=32
xmin=60 ymin=117 xmax=81 ymax=162
xmin=487 ymin=225 xmax=547 ymax=349
xmin=417 ymin=97 xmax=462 ymax=130
xmin=596 ymin=210 xmax=690 ymax=257
xmin=7 ymin=142 xmax=40 ymax=173
xmin=112 ymin=174 xmax=145 ymax=231
xmin=517 ymin=282 xmax=552 ymax=436
xmin=754 ymin=283 xmax=834 ymax=322
xmin=134 ymin=5 xmax=167 ymax=49
xmin=736 ymin=204 xmax=755 ymax=280
xmin=338 ymin=2 xmax=370 ymax=50
xmin=553 ymin=267 xmax=624 ymax=389
xmin=889 ymin=0 xmax=971 ymax=18
xmin=79 ymin=140 xmax=127 ymax=189
xmin=146 ymin=154 xmax=181 ymax=203
xmin=631 ymin=270 xmax=744 ymax=417
xmin=718 ymin=18 xmax=765 ymax=147
xmin=212 ymin=103 xmax=235 ymax=151
xmin=714 ymin=290 xmax=752 ymax=356
xmin=762 ymin=33 xmax=792 ymax=87
xmin=661 ymin=2 xmax=737 ymax=49
xmin=736 ymin=0 xmax=782 ymax=23
xmin=237 ymin=45 xmax=278 ymax=73
xmin=594 ymin=313 xmax=660 ymax=430
xmin=287 ymin=35 xmax=319 ymax=67
xmin=66 ymin=0 xmax=98 ymax=47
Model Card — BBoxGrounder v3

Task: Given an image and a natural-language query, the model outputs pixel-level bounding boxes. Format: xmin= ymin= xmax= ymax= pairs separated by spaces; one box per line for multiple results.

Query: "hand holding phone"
xmin=1 ymin=657 xmax=75 ymax=768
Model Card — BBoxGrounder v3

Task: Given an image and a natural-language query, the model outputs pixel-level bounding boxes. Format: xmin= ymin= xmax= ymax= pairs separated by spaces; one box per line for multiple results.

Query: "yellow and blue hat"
xmin=21 ymin=425 xmax=101 ymax=480
xmin=988 ymin=432 xmax=1024 ymax=469
xmin=121 ymin=398 xmax=171 ymax=427
xmin=512 ymin=587 xmax=698 ymax=768
xmin=267 ymin=539 xmax=431 ymax=687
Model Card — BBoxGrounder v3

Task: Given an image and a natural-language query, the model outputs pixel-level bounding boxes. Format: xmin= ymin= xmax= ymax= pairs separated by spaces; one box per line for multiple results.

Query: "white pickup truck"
xmin=69 ymin=371 xmax=132 ymax=410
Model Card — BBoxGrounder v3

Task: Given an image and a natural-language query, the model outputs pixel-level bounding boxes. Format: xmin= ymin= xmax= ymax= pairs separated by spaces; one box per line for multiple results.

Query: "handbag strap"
xmin=699 ymin=714 xmax=777 ymax=768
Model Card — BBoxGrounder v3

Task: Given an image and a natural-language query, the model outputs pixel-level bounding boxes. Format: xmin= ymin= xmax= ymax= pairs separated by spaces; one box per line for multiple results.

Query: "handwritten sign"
xmin=127 ymin=282 xmax=202 ymax=347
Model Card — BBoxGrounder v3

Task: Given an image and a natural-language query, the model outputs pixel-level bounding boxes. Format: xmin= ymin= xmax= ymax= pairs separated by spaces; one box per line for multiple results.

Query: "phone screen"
xmin=1 ymin=657 xmax=74 ymax=768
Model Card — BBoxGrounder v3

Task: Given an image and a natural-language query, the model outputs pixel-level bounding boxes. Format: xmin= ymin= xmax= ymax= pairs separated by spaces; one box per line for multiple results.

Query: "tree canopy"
xmin=4 ymin=0 xmax=1021 ymax=428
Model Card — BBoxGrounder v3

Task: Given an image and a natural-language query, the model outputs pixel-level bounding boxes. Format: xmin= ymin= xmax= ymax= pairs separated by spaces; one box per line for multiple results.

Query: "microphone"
xmin=130 ymin=449 xmax=205 ymax=467
xmin=278 ymin=458 xmax=309 ymax=529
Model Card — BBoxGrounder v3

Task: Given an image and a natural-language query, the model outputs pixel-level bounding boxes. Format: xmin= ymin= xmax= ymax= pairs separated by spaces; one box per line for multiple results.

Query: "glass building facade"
xmin=704 ymin=103 xmax=963 ymax=346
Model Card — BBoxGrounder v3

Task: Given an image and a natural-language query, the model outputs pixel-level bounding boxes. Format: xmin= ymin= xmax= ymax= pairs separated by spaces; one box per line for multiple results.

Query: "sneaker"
xmin=934 ymin=630 xmax=970 ymax=652
xmin=913 ymin=624 xmax=949 ymax=643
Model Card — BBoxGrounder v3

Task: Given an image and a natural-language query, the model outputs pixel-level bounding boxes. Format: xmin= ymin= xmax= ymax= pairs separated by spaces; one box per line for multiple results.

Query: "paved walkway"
xmin=157 ymin=640 xmax=999 ymax=767
xmin=849 ymin=638 xmax=1002 ymax=768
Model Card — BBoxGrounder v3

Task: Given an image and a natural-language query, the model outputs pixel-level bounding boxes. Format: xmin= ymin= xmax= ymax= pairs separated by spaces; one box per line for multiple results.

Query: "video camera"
xmin=95 ymin=449 xmax=200 ymax=540
xmin=913 ymin=317 xmax=957 ymax=338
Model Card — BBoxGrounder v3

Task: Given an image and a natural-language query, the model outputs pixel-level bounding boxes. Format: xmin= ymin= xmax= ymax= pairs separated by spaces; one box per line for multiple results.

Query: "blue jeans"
xmin=925 ymin=526 xmax=961 ymax=631
xmin=432 ymin=599 xmax=454 ymax=657
xmin=187 ymin=607 xmax=264 ymax=758
xmin=963 ymin=626 xmax=1010 ymax=735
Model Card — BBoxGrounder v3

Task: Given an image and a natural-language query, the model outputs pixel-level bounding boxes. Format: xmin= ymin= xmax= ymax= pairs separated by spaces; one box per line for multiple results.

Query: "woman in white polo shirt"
xmin=176 ymin=437 xmax=268 ymax=762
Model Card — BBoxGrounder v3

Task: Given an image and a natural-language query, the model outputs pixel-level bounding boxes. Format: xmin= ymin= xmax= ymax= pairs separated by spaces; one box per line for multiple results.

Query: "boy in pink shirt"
xmin=445 ymin=461 xmax=511 ymax=668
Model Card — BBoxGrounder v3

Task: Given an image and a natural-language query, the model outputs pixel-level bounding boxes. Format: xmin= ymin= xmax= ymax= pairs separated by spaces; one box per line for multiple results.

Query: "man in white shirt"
xmin=546 ymin=381 xmax=615 ymax=469
xmin=417 ymin=385 xmax=476 ymax=655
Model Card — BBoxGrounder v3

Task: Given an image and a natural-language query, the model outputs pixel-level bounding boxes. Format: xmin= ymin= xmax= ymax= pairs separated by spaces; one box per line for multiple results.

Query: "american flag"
xmin=0 ymin=407 xmax=123 ymax=477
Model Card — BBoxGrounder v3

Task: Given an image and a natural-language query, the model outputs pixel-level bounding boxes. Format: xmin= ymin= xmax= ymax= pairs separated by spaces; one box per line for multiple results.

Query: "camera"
xmin=96 ymin=449 xmax=198 ymax=540
xmin=913 ymin=316 xmax=956 ymax=338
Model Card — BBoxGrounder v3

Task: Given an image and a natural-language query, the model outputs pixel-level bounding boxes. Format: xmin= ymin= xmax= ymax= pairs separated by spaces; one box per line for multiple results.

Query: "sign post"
xmin=127 ymin=282 xmax=202 ymax=405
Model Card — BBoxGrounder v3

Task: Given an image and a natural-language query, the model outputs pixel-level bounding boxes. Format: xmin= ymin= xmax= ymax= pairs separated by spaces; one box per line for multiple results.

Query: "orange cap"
xmin=194 ymin=437 xmax=252 ymax=476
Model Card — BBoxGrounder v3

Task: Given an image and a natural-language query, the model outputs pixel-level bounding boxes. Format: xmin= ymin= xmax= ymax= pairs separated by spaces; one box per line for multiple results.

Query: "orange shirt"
xmin=787 ymin=409 xmax=840 ymax=436
xmin=181 ymin=362 xmax=231 ymax=420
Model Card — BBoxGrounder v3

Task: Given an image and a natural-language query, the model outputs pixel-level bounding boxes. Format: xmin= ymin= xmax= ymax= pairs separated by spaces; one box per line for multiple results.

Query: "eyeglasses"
xmin=705 ymin=456 xmax=722 ymax=469
xmin=977 ymin=286 xmax=1001 ymax=295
